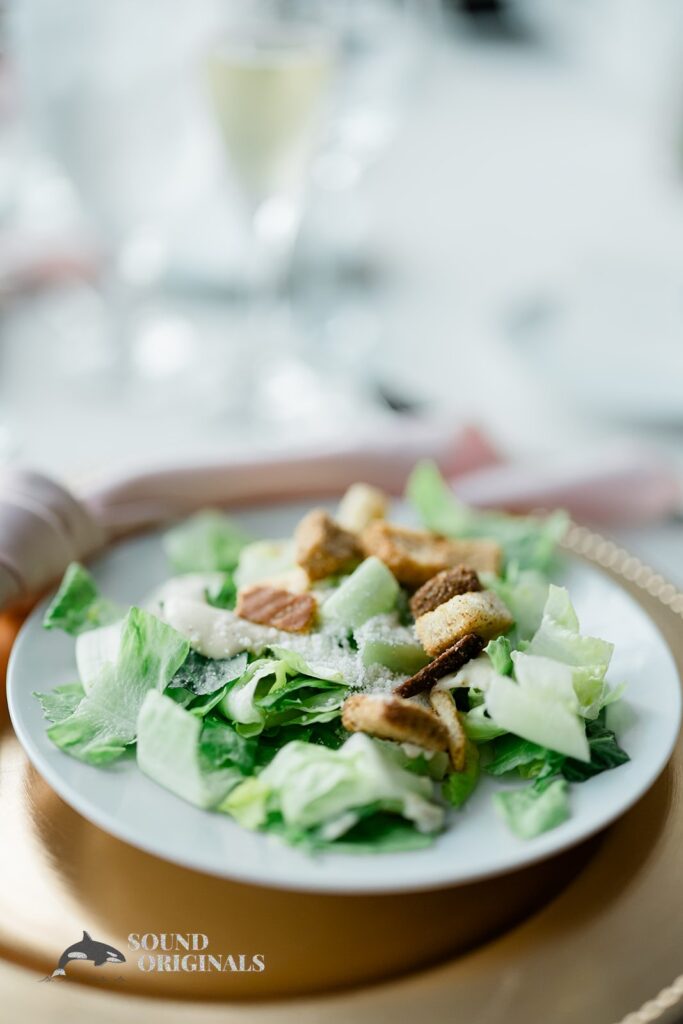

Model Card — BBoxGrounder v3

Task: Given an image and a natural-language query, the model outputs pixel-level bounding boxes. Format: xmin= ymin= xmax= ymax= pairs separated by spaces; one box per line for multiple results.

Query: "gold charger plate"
xmin=1 ymin=525 xmax=682 ymax=1024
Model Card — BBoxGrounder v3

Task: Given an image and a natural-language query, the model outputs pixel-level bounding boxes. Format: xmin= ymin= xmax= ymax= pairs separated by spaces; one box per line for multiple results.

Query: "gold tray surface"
xmin=1 ymin=525 xmax=682 ymax=1024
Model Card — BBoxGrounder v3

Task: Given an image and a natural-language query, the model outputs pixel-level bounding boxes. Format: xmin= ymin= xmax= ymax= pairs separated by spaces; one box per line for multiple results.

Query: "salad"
xmin=33 ymin=462 xmax=629 ymax=854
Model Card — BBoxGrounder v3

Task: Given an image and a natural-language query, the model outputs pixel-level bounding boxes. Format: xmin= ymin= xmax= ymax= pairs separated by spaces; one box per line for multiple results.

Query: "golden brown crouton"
xmin=415 ymin=590 xmax=513 ymax=656
xmin=336 ymin=483 xmax=389 ymax=533
xmin=361 ymin=521 xmax=501 ymax=588
xmin=409 ymin=565 xmax=482 ymax=619
xmin=429 ymin=689 xmax=467 ymax=771
xmin=394 ymin=633 xmax=484 ymax=699
xmin=294 ymin=509 xmax=362 ymax=581
xmin=236 ymin=585 xmax=317 ymax=633
xmin=342 ymin=694 xmax=448 ymax=752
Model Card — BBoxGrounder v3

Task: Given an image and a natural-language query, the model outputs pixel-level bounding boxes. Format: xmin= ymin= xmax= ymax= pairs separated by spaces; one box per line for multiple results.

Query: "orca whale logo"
xmin=46 ymin=931 xmax=126 ymax=979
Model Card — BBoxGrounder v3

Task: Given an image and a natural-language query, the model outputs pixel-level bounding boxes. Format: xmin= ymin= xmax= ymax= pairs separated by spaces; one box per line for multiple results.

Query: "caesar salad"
xmin=33 ymin=461 xmax=629 ymax=854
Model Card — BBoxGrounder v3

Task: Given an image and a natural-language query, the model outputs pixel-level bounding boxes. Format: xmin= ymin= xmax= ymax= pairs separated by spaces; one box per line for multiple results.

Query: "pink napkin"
xmin=0 ymin=424 xmax=679 ymax=612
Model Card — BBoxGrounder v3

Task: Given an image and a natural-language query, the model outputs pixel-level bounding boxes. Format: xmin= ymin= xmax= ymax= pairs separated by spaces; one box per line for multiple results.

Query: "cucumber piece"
xmin=361 ymin=638 xmax=429 ymax=674
xmin=321 ymin=557 xmax=399 ymax=629
xmin=485 ymin=674 xmax=590 ymax=762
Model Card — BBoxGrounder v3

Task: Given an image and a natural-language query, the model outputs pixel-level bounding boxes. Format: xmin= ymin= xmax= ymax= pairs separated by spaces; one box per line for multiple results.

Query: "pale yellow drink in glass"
xmin=206 ymin=29 xmax=332 ymax=207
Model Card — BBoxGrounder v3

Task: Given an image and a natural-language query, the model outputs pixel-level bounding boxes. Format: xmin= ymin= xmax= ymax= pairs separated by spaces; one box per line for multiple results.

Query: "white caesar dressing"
xmin=160 ymin=597 xmax=282 ymax=659
xmin=145 ymin=573 xmax=227 ymax=617
xmin=158 ymin=593 xmax=409 ymax=692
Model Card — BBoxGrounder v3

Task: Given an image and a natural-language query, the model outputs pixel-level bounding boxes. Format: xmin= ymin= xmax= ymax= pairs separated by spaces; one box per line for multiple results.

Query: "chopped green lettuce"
xmin=204 ymin=574 xmax=237 ymax=610
xmin=561 ymin=712 xmax=630 ymax=781
xmin=218 ymin=657 xmax=348 ymax=738
xmin=442 ymin=741 xmax=480 ymax=808
xmin=482 ymin=566 xmax=550 ymax=641
xmin=198 ymin=717 xmax=257 ymax=774
xmin=75 ymin=620 xmax=124 ymax=693
xmin=43 ymin=563 xmax=121 ymax=636
xmin=46 ymin=608 xmax=190 ymax=765
xmin=169 ymin=650 xmax=248 ymax=696
xmin=293 ymin=813 xmax=437 ymax=854
xmin=33 ymin=682 xmax=86 ymax=723
xmin=462 ymin=704 xmax=508 ymax=742
xmin=137 ymin=691 xmax=248 ymax=808
xmin=387 ymin=742 xmax=449 ymax=780
xmin=406 ymin=460 xmax=568 ymax=572
xmin=221 ymin=733 xmax=444 ymax=845
xmin=267 ymin=646 xmax=345 ymax=683
xmin=525 ymin=585 xmax=615 ymax=717
xmin=485 ymin=734 xmax=563 ymax=781
xmin=494 ymin=778 xmax=570 ymax=838
xmin=484 ymin=713 xmax=629 ymax=787
xmin=163 ymin=511 xmax=250 ymax=573
xmin=486 ymin=672 xmax=590 ymax=761
xmin=485 ymin=636 xmax=513 ymax=676
xmin=234 ymin=539 xmax=296 ymax=589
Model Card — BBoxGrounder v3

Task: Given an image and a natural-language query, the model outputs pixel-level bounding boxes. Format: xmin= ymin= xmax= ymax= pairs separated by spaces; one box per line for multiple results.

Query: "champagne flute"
xmin=205 ymin=17 xmax=334 ymax=293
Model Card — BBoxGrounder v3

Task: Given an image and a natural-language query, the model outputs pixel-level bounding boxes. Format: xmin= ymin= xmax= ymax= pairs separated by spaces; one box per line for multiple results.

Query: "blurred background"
xmin=1 ymin=0 xmax=683 ymax=577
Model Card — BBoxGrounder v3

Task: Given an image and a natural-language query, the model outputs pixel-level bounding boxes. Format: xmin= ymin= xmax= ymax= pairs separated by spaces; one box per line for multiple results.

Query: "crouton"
xmin=236 ymin=585 xmax=317 ymax=633
xmin=415 ymin=590 xmax=513 ymax=656
xmin=336 ymin=483 xmax=389 ymax=534
xmin=410 ymin=565 xmax=482 ymax=619
xmin=361 ymin=521 xmax=501 ymax=588
xmin=342 ymin=694 xmax=448 ymax=752
xmin=429 ymin=689 xmax=467 ymax=771
xmin=294 ymin=509 xmax=362 ymax=581
xmin=394 ymin=633 xmax=484 ymax=699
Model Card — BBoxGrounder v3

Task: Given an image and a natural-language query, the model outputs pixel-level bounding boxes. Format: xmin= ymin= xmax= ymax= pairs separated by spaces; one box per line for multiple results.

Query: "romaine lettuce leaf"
xmin=525 ymin=585 xmax=615 ymax=717
xmin=282 ymin=810 xmax=437 ymax=853
xmin=43 ymin=563 xmax=121 ymax=636
xmin=527 ymin=585 xmax=614 ymax=675
xmin=485 ymin=636 xmax=513 ymax=676
xmin=169 ymin=650 xmax=248 ymax=696
xmin=485 ymin=712 xmax=629 ymax=786
xmin=485 ymin=672 xmax=590 ymax=761
xmin=234 ymin=539 xmax=296 ymax=589
xmin=484 ymin=734 xmax=563 ymax=780
xmin=46 ymin=607 xmax=190 ymax=764
xmin=267 ymin=646 xmax=345 ymax=683
xmin=204 ymin=574 xmax=237 ymax=610
xmin=561 ymin=712 xmax=630 ymax=781
xmin=163 ymin=511 xmax=250 ymax=573
xmin=442 ymin=741 xmax=480 ymax=808
xmin=462 ymin=704 xmax=508 ymax=742
xmin=482 ymin=566 xmax=550 ymax=641
xmin=494 ymin=778 xmax=570 ymax=838
xmin=75 ymin=620 xmax=124 ymax=693
xmin=198 ymin=717 xmax=257 ymax=774
xmin=218 ymin=657 xmax=348 ymax=738
xmin=33 ymin=682 xmax=86 ymax=723
xmin=136 ymin=691 xmax=247 ymax=808
xmin=220 ymin=733 xmax=444 ymax=843
xmin=406 ymin=460 xmax=568 ymax=572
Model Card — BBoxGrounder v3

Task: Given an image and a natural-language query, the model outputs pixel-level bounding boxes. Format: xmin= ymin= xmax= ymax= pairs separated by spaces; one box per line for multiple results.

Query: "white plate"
xmin=7 ymin=501 xmax=682 ymax=893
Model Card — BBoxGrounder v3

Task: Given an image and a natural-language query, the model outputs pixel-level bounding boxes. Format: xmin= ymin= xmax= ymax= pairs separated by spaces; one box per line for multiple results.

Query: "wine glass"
xmin=202 ymin=6 xmax=337 ymax=425
xmin=205 ymin=12 xmax=334 ymax=294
